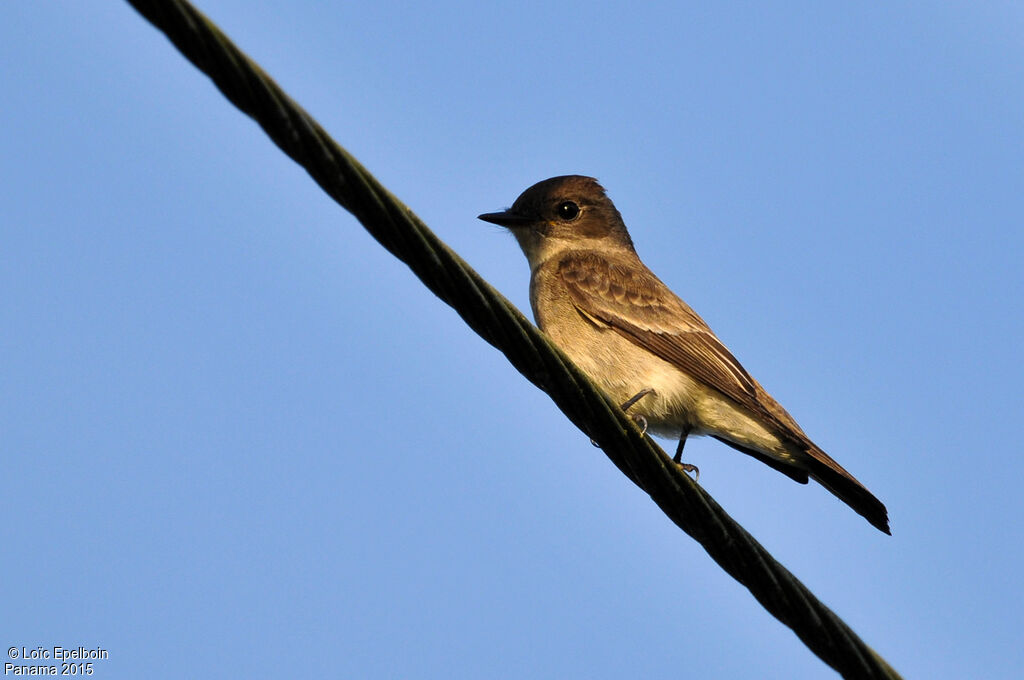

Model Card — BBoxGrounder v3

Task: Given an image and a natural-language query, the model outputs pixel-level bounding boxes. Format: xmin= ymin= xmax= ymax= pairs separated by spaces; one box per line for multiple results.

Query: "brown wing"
xmin=558 ymin=252 xmax=891 ymax=533
xmin=557 ymin=251 xmax=764 ymax=416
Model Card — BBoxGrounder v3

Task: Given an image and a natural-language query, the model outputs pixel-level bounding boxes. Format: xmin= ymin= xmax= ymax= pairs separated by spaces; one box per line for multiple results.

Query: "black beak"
xmin=477 ymin=210 xmax=533 ymax=228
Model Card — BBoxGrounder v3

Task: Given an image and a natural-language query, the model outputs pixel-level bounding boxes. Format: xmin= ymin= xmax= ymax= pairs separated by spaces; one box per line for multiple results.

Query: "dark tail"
xmin=713 ymin=435 xmax=890 ymax=534
xmin=804 ymin=446 xmax=890 ymax=535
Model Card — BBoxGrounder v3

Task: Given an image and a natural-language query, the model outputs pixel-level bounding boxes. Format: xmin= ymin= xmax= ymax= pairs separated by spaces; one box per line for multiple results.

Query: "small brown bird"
xmin=479 ymin=175 xmax=889 ymax=534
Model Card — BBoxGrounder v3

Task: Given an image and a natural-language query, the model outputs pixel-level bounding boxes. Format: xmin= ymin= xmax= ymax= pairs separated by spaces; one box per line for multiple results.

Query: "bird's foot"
xmin=592 ymin=388 xmax=655 ymax=445
xmin=673 ymin=427 xmax=698 ymax=480
xmin=631 ymin=414 xmax=648 ymax=437
xmin=675 ymin=461 xmax=700 ymax=481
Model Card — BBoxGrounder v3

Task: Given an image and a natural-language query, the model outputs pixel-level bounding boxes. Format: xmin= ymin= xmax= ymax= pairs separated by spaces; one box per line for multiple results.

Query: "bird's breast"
xmin=530 ymin=273 xmax=702 ymax=434
xmin=529 ymin=267 xmax=787 ymax=451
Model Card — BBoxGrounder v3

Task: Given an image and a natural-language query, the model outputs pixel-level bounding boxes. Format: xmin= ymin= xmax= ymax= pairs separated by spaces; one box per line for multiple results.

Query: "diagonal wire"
xmin=122 ymin=2 xmax=902 ymax=678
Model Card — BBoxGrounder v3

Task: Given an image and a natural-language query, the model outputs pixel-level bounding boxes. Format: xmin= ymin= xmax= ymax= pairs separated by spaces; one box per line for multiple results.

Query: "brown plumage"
xmin=480 ymin=175 xmax=890 ymax=534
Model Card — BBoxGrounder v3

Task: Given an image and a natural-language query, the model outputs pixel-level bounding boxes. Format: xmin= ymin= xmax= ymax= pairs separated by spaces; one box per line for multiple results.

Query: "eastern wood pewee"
xmin=480 ymin=175 xmax=889 ymax=534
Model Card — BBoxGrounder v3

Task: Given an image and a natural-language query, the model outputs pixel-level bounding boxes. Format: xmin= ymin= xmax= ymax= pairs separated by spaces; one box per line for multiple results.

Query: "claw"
xmin=632 ymin=414 xmax=648 ymax=436
xmin=589 ymin=438 xmax=601 ymax=448
xmin=676 ymin=462 xmax=700 ymax=482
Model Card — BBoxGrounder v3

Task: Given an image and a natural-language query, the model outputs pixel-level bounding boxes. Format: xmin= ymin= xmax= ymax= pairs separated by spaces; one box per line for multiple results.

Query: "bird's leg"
xmin=674 ymin=428 xmax=699 ymax=480
xmin=620 ymin=388 xmax=655 ymax=436
xmin=672 ymin=429 xmax=689 ymax=462
xmin=620 ymin=388 xmax=654 ymax=412
xmin=591 ymin=388 xmax=656 ymax=446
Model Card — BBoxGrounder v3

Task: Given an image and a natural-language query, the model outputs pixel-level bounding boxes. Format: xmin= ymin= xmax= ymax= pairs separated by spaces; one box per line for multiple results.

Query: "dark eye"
xmin=556 ymin=201 xmax=580 ymax=220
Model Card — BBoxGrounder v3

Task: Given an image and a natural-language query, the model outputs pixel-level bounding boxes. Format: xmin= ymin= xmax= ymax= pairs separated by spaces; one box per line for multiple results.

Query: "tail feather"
xmin=803 ymin=446 xmax=890 ymax=535
xmin=735 ymin=378 xmax=890 ymax=534
xmin=717 ymin=436 xmax=890 ymax=534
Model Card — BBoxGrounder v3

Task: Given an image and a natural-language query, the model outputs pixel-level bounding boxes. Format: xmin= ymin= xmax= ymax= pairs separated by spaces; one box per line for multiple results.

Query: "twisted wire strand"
xmin=124 ymin=2 xmax=902 ymax=677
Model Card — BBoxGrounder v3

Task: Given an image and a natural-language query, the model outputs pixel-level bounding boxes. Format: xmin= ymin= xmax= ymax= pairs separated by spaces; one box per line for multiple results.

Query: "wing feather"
xmin=557 ymin=251 xmax=891 ymax=533
xmin=558 ymin=252 xmax=761 ymax=414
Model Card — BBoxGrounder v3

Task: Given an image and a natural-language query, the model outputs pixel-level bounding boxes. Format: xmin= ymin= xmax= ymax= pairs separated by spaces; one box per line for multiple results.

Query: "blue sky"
xmin=3 ymin=2 xmax=1022 ymax=678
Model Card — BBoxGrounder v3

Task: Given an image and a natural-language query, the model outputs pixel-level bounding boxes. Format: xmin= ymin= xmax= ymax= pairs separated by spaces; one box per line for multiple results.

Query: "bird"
xmin=478 ymin=175 xmax=890 ymax=534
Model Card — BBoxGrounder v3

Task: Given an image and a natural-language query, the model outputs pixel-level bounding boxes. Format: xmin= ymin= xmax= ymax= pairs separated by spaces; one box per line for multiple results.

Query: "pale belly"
xmin=541 ymin=308 xmax=790 ymax=457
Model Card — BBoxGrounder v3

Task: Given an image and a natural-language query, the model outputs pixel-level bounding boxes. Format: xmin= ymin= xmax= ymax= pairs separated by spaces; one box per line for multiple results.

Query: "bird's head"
xmin=479 ymin=175 xmax=634 ymax=264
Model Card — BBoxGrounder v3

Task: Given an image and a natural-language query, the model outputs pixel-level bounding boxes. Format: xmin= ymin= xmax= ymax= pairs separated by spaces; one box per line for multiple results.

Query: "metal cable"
xmin=123 ymin=2 xmax=902 ymax=677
